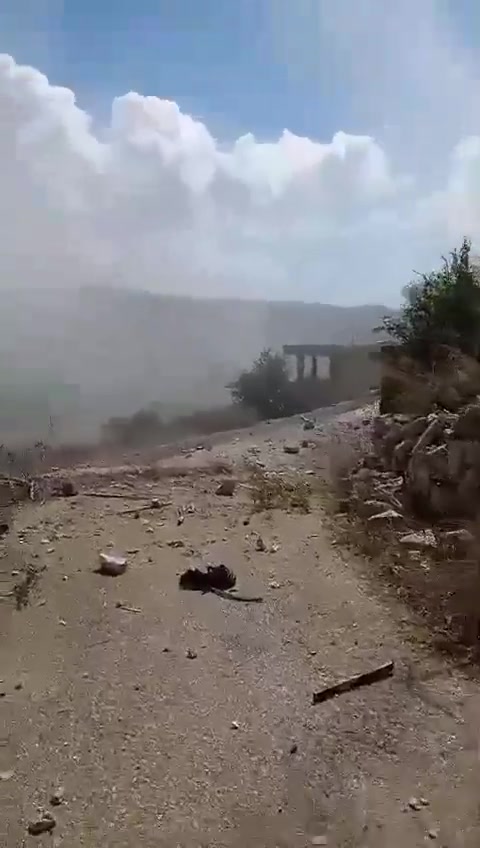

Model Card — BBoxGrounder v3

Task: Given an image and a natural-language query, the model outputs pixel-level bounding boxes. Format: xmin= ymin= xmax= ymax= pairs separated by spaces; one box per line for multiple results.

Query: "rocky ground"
xmin=1 ymin=404 xmax=480 ymax=847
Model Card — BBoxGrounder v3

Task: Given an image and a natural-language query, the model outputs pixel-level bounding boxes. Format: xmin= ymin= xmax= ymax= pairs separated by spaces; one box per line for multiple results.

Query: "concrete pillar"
xmin=296 ymin=353 xmax=305 ymax=380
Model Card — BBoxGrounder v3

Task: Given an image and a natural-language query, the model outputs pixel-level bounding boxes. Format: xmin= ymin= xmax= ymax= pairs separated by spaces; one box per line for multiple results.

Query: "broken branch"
xmin=312 ymin=660 xmax=394 ymax=705
xmin=81 ymin=491 xmax=152 ymax=500
xmin=120 ymin=501 xmax=172 ymax=516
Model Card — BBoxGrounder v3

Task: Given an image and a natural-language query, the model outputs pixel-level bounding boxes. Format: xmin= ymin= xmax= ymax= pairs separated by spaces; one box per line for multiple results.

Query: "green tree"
xmin=229 ymin=349 xmax=300 ymax=420
xmin=380 ymin=237 xmax=480 ymax=364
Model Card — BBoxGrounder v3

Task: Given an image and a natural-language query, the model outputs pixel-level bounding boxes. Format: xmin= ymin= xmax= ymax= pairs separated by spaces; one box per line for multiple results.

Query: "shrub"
xmin=379 ymin=237 xmax=480 ymax=365
xmin=229 ymin=349 xmax=301 ymax=420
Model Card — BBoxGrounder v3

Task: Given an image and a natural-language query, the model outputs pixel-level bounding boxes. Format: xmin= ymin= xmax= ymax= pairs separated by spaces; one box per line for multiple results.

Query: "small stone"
xmin=60 ymin=480 xmax=77 ymax=497
xmin=428 ymin=828 xmax=439 ymax=839
xmin=14 ymin=681 xmax=23 ymax=691
xmin=289 ymin=743 xmax=298 ymax=755
xmin=216 ymin=479 xmax=236 ymax=496
xmin=311 ymin=837 xmax=327 ymax=846
xmin=96 ymin=553 xmax=128 ymax=576
xmin=50 ymin=786 xmax=65 ymax=806
xmin=408 ymin=796 xmax=422 ymax=811
xmin=186 ymin=648 xmax=197 ymax=659
xmin=303 ymin=420 xmax=315 ymax=431
xmin=255 ymin=535 xmax=267 ymax=552
xmin=0 ymin=769 xmax=14 ymax=780
xmin=283 ymin=444 xmax=300 ymax=455
xmin=231 ymin=720 xmax=240 ymax=730
xmin=27 ymin=813 xmax=56 ymax=835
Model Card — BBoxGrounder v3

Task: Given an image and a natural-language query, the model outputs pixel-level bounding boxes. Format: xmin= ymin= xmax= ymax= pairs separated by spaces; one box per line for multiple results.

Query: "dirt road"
xmin=1 ymin=406 xmax=480 ymax=847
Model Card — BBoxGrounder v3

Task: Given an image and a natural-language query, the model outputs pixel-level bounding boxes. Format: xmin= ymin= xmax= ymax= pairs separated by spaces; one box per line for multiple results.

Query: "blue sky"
xmin=0 ymin=0 xmax=479 ymax=304
xmin=0 ymin=0 xmax=366 ymax=141
xmin=0 ymin=0 xmax=477 ymax=145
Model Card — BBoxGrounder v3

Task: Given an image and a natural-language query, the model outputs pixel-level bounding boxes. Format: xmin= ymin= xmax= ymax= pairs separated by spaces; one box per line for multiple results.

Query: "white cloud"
xmin=0 ymin=41 xmax=479 ymax=305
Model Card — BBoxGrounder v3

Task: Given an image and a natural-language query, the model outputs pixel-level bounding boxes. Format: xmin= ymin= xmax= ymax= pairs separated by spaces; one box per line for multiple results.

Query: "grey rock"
xmin=368 ymin=509 xmax=403 ymax=522
xmin=399 ymin=530 xmax=437 ymax=549
xmin=453 ymin=404 xmax=480 ymax=440
xmin=95 ymin=553 xmax=127 ymax=577
xmin=216 ymin=479 xmax=236 ymax=496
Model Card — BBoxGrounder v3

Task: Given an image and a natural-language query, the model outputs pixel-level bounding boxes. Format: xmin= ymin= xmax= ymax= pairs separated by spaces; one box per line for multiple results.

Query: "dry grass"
xmin=246 ymin=466 xmax=311 ymax=514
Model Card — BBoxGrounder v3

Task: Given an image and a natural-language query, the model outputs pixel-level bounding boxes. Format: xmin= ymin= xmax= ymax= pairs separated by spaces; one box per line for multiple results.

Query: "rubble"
xmin=363 ymin=403 xmax=480 ymax=520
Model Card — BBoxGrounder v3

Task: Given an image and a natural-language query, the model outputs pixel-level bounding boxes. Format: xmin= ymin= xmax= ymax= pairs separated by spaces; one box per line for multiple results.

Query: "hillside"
xmin=0 ymin=287 xmax=389 ymax=442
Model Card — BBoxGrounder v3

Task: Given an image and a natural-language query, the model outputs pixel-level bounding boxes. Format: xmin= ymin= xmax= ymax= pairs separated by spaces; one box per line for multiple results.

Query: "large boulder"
xmin=452 ymin=404 xmax=480 ymax=440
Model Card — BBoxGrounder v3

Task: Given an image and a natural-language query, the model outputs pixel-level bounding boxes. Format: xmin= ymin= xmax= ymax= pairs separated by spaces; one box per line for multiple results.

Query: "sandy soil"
xmin=1 ymin=405 xmax=480 ymax=847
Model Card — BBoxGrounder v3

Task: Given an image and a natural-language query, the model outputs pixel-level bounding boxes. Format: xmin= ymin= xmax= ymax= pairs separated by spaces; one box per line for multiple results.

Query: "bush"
xmin=229 ymin=349 xmax=301 ymax=420
xmin=379 ymin=237 xmax=480 ymax=365
xmin=102 ymin=409 xmax=164 ymax=446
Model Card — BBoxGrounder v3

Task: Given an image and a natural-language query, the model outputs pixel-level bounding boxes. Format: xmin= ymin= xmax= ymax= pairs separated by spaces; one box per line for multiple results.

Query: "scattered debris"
xmin=27 ymin=813 xmax=56 ymax=836
xmin=167 ymin=539 xmax=185 ymax=548
xmin=186 ymin=648 xmax=197 ymax=659
xmin=95 ymin=553 xmax=128 ymax=577
xmin=283 ymin=444 xmax=300 ymax=455
xmin=216 ymin=479 xmax=236 ymax=496
xmin=179 ymin=564 xmax=263 ymax=603
xmin=312 ymin=660 xmax=394 ymax=705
